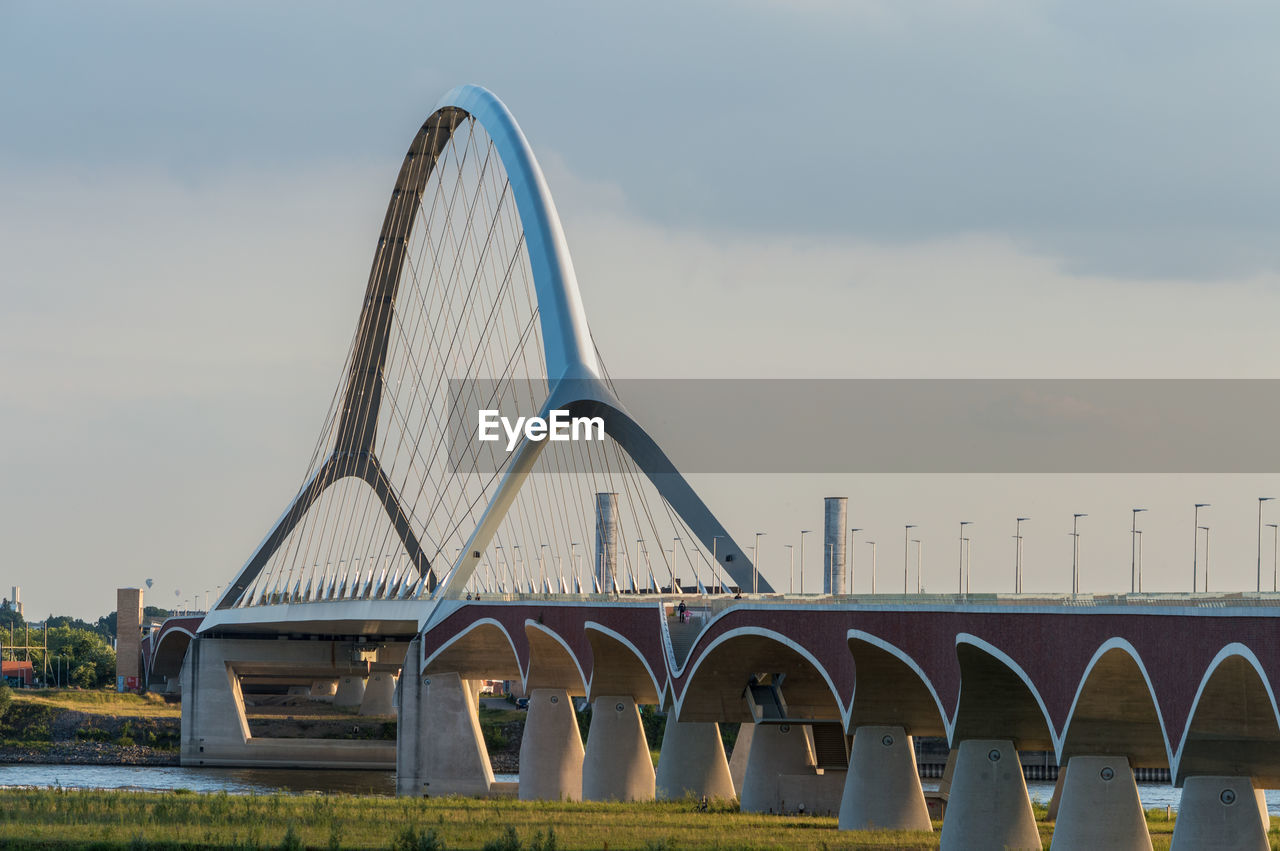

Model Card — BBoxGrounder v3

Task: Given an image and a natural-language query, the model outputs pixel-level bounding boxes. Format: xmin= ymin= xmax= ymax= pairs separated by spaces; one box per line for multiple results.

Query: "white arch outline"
xmin=146 ymin=625 xmax=197 ymax=680
xmin=583 ymin=621 xmax=663 ymax=703
xmin=523 ymin=618 xmax=588 ymax=695
xmin=1057 ymin=637 xmax=1173 ymax=766
xmin=421 ymin=616 xmax=523 ymax=680
xmin=671 ymin=625 xmax=848 ymax=727
xmin=847 ymin=629 xmax=951 ymax=738
xmin=953 ymin=633 xmax=1057 ymax=749
xmin=1172 ymin=642 xmax=1280 ymax=777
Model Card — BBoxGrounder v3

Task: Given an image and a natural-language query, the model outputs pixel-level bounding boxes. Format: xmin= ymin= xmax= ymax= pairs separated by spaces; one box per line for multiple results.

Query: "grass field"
xmin=0 ymin=788 xmax=1207 ymax=850
xmin=12 ymin=690 xmax=179 ymax=718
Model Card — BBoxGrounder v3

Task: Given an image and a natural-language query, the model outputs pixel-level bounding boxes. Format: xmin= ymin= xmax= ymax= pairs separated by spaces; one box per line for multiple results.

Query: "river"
xmin=0 ymin=765 xmax=1277 ymax=814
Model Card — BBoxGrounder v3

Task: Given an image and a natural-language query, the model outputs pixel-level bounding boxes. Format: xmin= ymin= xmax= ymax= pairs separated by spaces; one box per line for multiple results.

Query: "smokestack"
xmin=595 ymin=492 xmax=619 ymax=593
xmin=824 ymin=497 xmax=848 ymax=594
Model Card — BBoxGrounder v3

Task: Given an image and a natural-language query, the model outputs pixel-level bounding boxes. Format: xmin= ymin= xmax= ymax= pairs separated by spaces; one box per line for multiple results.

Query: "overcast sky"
xmin=4 ymin=1 xmax=1280 ymax=617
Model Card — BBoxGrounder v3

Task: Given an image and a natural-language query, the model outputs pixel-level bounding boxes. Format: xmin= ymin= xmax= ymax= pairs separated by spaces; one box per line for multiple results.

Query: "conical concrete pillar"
xmin=1047 ymin=765 xmax=1067 ymax=820
xmin=740 ymin=723 xmax=813 ymax=814
xmin=582 ymin=696 xmax=655 ymax=801
xmin=656 ymin=718 xmax=735 ymax=801
xmin=838 ymin=725 xmax=932 ymax=831
xmin=1171 ymin=776 xmax=1268 ymax=851
xmin=729 ymin=722 xmax=755 ymax=797
xmin=395 ymin=669 xmax=493 ymax=797
xmin=359 ymin=672 xmax=397 ymax=715
xmin=519 ymin=688 xmax=583 ymax=801
xmin=939 ymin=739 xmax=1040 ymax=851
xmin=333 ymin=674 xmax=366 ymax=708
xmin=1255 ymin=788 xmax=1271 ymax=832
xmin=309 ymin=679 xmax=338 ymax=701
xmin=1049 ymin=756 xmax=1151 ymax=850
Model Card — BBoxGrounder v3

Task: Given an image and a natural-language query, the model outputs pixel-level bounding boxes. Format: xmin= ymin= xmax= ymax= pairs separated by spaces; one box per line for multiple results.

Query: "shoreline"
xmin=0 ymin=742 xmax=178 ymax=766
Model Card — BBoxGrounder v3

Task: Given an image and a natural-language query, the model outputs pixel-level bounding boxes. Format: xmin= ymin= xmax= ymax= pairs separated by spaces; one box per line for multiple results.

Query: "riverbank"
xmin=0 ymin=690 xmax=180 ymax=766
xmin=0 ymin=787 xmax=1189 ymax=850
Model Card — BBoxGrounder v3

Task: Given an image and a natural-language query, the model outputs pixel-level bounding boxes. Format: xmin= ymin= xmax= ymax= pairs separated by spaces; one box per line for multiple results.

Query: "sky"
xmin=4 ymin=1 xmax=1280 ymax=617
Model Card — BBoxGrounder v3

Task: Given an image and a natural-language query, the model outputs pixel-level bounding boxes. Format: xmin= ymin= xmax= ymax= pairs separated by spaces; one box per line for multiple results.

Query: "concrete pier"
xmin=728 ymin=722 xmax=754 ymax=796
xmin=518 ymin=688 xmax=584 ymax=801
xmin=581 ymin=696 xmax=655 ymax=802
xmin=838 ymin=725 xmax=932 ymax=831
xmin=1049 ymin=756 xmax=1151 ymax=850
xmin=740 ymin=723 xmax=814 ymax=813
xmin=939 ymin=739 xmax=1040 ymax=851
xmin=655 ymin=718 xmax=735 ymax=801
xmin=396 ymin=668 xmax=494 ymax=797
xmin=333 ymin=674 xmax=367 ymax=708
xmin=359 ymin=672 xmax=397 ymax=715
xmin=309 ymin=679 xmax=338 ymax=701
xmin=1170 ymin=776 xmax=1269 ymax=850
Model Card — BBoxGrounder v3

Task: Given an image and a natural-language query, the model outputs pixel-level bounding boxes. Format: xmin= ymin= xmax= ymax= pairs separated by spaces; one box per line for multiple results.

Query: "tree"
xmin=42 ymin=625 xmax=116 ymax=689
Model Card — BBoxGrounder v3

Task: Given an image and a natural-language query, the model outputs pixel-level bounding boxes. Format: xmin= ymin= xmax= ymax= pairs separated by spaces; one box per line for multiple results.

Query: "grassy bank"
xmin=11 ymin=691 xmax=178 ymax=718
xmin=0 ymin=788 xmax=1200 ymax=850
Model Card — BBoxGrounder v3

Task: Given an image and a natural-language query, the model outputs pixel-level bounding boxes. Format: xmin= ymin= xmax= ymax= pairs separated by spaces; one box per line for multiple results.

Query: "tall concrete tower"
xmin=595 ymin=492 xmax=619 ymax=593
xmin=824 ymin=497 xmax=848 ymax=594
xmin=115 ymin=587 xmax=144 ymax=691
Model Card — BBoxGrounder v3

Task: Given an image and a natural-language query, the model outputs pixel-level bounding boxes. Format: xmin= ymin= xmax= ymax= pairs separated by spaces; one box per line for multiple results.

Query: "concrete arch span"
xmin=1175 ymin=643 xmax=1280 ymax=786
xmin=674 ymin=627 xmax=845 ymax=725
xmin=951 ymin=634 xmax=1055 ymax=750
xmin=846 ymin=631 xmax=947 ymax=737
xmin=524 ymin=620 xmax=587 ymax=697
xmin=421 ymin=618 xmax=523 ymax=683
xmin=1058 ymin=638 xmax=1171 ymax=768
xmin=585 ymin=623 xmax=662 ymax=705
xmin=148 ymin=626 xmax=196 ymax=687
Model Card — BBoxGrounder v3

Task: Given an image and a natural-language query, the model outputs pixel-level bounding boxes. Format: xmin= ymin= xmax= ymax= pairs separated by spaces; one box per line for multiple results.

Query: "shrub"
xmin=392 ymin=826 xmax=446 ymax=851
xmin=279 ymin=824 xmax=304 ymax=851
xmin=0 ymin=684 xmax=11 ymax=721
xmin=482 ymin=825 xmax=522 ymax=851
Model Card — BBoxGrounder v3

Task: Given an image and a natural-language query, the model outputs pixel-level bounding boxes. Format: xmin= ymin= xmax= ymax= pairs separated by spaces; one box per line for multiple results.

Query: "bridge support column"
xmin=728 ymin=722 xmax=754 ymax=796
xmin=519 ymin=688 xmax=583 ymax=801
xmin=740 ymin=723 xmax=813 ymax=814
xmin=1170 ymin=776 xmax=1268 ymax=851
xmin=1049 ymin=756 xmax=1151 ymax=850
xmin=396 ymin=663 xmax=493 ymax=797
xmin=309 ymin=679 xmax=338 ymax=701
xmin=656 ymin=718 xmax=735 ymax=801
xmin=939 ymin=739 xmax=1040 ymax=851
xmin=582 ymin=696 xmax=655 ymax=801
xmin=838 ymin=725 xmax=932 ymax=831
xmin=334 ymin=674 xmax=366 ymax=708
xmin=359 ymin=672 xmax=397 ymax=716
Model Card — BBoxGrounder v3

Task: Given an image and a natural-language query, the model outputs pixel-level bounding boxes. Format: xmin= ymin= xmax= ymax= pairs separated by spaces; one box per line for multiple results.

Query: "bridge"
xmin=164 ymin=84 xmax=1280 ymax=849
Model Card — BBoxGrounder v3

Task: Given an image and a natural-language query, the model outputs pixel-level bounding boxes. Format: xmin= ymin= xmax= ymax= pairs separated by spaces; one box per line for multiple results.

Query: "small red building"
xmin=2 ymin=660 xmax=34 ymax=687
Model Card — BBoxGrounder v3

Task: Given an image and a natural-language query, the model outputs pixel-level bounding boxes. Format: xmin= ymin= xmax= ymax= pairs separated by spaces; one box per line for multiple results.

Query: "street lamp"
xmin=712 ymin=536 xmax=724 ymax=595
xmin=1269 ymin=524 xmax=1279 ymax=593
xmin=1071 ymin=513 xmax=1087 ymax=595
xmin=848 ymin=529 xmax=860 ymax=594
xmin=1015 ymin=517 xmax=1029 ymax=593
xmin=1193 ymin=504 xmax=1210 ymax=593
xmin=1135 ymin=530 xmax=1144 ymax=591
xmin=1200 ymin=526 xmax=1211 ymax=592
xmin=753 ymin=532 xmax=766 ymax=595
xmin=1259 ymin=498 xmax=1275 ymax=593
xmin=867 ymin=541 xmax=877 ymax=593
xmin=904 ymin=525 xmax=916 ymax=594
xmin=912 ymin=539 xmax=923 ymax=593
xmin=958 ymin=522 xmax=972 ymax=594
xmin=784 ymin=544 xmax=794 ymax=594
xmin=1130 ymin=509 xmax=1147 ymax=594
xmin=799 ymin=530 xmax=812 ymax=595
xmin=540 ymin=543 xmax=551 ymax=594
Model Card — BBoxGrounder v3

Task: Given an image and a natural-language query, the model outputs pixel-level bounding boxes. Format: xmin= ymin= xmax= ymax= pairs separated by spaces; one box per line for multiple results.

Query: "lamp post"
xmin=1015 ymin=517 xmax=1029 ymax=593
xmin=868 ymin=541 xmax=877 ymax=593
xmin=712 ymin=536 xmax=724 ymax=594
xmin=1200 ymin=526 xmax=1211 ymax=592
xmin=958 ymin=522 xmax=972 ymax=594
xmin=1193 ymin=503 xmax=1210 ymax=593
xmin=1072 ymin=513 xmax=1087 ymax=595
xmin=1259 ymin=498 xmax=1275 ymax=593
xmin=963 ymin=538 xmax=971 ymax=593
xmin=1130 ymin=509 xmax=1146 ymax=594
xmin=540 ymin=543 xmax=550 ymax=593
xmin=785 ymin=544 xmax=794 ymax=595
xmin=848 ymin=529 xmax=860 ymax=594
xmin=1134 ymin=530 xmax=1144 ymax=591
xmin=903 ymin=525 xmax=916 ymax=594
xmin=912 ymin=538 xmax=923 ymax=593
xmin=1265 ymin=522 xmax=1280 ymax=593
xmin=799 ymin=530 xmax=812 ymax=595
xmin=569 ymin=543 xmax=581 ymax=594
xmin=753 ymin=532 xmax=765 ymax=595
